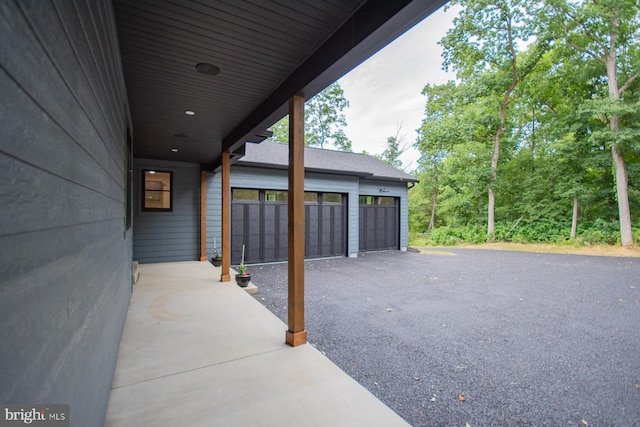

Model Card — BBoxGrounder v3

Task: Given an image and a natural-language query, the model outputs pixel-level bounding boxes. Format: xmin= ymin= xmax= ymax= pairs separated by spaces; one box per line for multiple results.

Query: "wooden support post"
xmin=286 ymin=95 xmax=307 ymax=347
xmin=200 ymin=171 xmax=208 ymax=261
xmin=220 ymin=151 xmax=231 ymax=282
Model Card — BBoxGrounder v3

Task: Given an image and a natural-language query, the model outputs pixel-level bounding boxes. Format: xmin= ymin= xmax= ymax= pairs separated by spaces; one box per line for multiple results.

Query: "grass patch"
xmin=410 ymin=241 xmax=640 ymax=258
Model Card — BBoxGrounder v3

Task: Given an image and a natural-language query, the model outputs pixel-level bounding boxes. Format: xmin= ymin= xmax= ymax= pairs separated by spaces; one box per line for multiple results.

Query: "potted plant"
xmin=211 ymin=237 xmax=222 ymax=267
xmin=235 ymin=244 xmax=251 ymax=287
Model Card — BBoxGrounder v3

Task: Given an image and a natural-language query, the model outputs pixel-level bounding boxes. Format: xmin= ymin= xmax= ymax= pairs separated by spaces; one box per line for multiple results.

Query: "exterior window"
xmin=323 ymin=193 xmax=342 ymax=203
xmin=143 ymin=170 xmax=172 ymax=211
xmin=359 ymin=196 xmax=374 ymax=205
xmin=377 ymin=196 xmax=395 ymax=206
xmin=359 ymin=196 xmax=394 ymax=205
xmin=265 ymin=190 xmax=288 ymax=202
xmin=233 ymin=189 xmax=259 ymax=201
xmin=304 ymin=192 xmax=318 ymax=202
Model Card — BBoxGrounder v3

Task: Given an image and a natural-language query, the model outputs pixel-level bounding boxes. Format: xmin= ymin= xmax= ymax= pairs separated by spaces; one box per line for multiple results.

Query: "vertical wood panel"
xmin=286 ymin=95 xmax=307 ymax=346
xmin=200 ymin=170 xmax=207 ymax=261
xmin=359 ymin=180 xmax=409 ymax=250
xmin=358 ymin=200 xmax=400 ymax=252
xmin=278 ymin=204 xmax=288 ymax=260
xmin=221 ymin=151 xmax=231 ymax=281
xmin=223 ymin=167 xmax=359 ymax=256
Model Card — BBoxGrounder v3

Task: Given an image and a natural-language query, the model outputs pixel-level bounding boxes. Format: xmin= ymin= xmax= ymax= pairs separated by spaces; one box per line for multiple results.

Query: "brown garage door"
xmin=359 ymin=196 xmax=399 ymax=252
xmin=231 ymin=189 xmax=346 ymax=264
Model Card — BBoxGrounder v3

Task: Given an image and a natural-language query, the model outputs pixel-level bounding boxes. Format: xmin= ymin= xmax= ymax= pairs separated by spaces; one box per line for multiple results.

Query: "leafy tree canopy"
xmin=411 ymin=0 xmax=639 ymax=246
xmin=268 ymin=82 xmax=352 ymax=151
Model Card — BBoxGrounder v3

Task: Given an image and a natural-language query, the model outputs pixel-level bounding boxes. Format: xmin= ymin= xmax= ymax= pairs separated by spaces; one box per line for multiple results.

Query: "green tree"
xmin=548 ymin=0 xmax=640 ymax=246
xmin=269 ymin=82 xmax=352 ymax=151
xmin=415 ymin=81 xmax=464 ymax=233
xmin=440 ymin=0 xmax=552 ymax=239
xmin=412 ymin=1 xmax=639 ymax=246
xmin=508 ymin=47 xmax=593 ymax=239
xmin=380 ymin=125 xmax=409 ymax=169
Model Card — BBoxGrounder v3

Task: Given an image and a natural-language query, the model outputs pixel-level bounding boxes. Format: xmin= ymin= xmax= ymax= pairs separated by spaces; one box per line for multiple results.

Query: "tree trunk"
xmin=427 ymin=186 xmax=438 ymax=234
xmin=612 ymin=144 xmax=633 ymax=245
xmin=571 ymin=194 xmax=579 ymax=239
xmin=604 ymin=24 xmax=633 ymax=246
xmin=503 ymin=215 xmax=524 ymax=241
xmin=487 ymin=188 xmax=496 ymax=238
xmin=488 ymin=90 xmax=511 ymax=240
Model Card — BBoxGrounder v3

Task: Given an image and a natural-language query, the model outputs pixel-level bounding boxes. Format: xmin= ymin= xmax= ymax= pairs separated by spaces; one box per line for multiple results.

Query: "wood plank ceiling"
xmin=113 ymin=0 xmax=447 ymax=168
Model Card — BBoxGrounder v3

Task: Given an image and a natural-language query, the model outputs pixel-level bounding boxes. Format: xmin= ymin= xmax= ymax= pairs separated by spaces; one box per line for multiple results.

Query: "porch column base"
xmin=286 ymin=329 xmax=307 ymax=347
xmin=220 ymin=274 xmax=231 ymax=282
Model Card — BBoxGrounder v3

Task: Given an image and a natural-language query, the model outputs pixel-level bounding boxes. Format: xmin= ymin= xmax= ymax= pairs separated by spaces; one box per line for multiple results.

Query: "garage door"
xmin=231 ymin=189 xmax=346 ymax=264
xmin=359 ymin=196 xmax=399 ymax=252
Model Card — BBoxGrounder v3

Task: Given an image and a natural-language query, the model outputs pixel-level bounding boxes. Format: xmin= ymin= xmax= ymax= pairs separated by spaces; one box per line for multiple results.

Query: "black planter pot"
xmin=235 ymin=273 xmax=251 ymax=287
xmin=211 ymin=257 xmax=222 ymax=267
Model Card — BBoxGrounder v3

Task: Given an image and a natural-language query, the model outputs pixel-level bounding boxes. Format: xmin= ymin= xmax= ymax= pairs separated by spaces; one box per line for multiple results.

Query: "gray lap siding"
xmin=133 ymin=159 xmax=201 ymax=263
xmin=1 ymin=2 xmax=132 ymax=426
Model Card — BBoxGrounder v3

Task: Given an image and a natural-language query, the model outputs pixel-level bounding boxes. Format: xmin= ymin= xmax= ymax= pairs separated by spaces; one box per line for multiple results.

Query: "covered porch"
xmin=118 ymin=0 xmax=448 ymax=348
xmin=1 ymin=1 xmax=447 ymax=425
xmin=104 ymin=262 xmax=408 ymax=426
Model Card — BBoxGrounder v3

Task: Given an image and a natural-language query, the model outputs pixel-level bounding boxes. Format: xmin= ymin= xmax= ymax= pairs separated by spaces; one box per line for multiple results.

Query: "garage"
xmin=231 ymin=189 xmax=347 ymax=264
xmin=206 ymin=141 xmax=416 ymax=263
xmin=359 ymin=196 xmax=399 ymax=252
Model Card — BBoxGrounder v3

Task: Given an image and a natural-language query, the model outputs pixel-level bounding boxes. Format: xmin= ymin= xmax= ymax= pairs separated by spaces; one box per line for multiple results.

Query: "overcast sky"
xmin=338 ymin=4 xmax=460 ymax=170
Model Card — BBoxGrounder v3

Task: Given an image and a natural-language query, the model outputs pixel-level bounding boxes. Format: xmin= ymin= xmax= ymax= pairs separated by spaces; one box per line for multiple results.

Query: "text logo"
xmin=1 ymin=405 xmax=68 ymax=427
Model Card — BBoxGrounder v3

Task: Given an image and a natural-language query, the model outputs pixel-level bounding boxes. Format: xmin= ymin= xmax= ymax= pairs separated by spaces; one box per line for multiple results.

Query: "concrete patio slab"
xmin=104 ymin=261 xmax=408 ymax=427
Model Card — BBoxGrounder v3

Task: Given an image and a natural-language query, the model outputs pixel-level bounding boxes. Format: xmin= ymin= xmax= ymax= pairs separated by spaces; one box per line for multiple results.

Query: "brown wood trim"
xmin=286 ymin=330 xmax=308 ymax=347
xmin=286 ymin=95 xmax=307 ymax=346
xmin=220 ymin=151 xmax=231 ymax=282
xmin=200 ymin=171 xmax=208 ymax=261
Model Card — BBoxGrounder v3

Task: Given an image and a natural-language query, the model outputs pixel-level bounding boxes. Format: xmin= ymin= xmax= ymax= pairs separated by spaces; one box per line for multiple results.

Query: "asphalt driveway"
xmin=250 ymin=249 xmax=640 ymax=427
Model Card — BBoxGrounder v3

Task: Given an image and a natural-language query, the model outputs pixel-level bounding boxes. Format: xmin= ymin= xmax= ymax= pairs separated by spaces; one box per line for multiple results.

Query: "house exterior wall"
xmin=206 ymin=165 xmax=410 ymax=259
xmin=133 ymin=159 xmax=201 ymax=263
xmin=359 ymin=180 xmax=410 ymax=251
xmin=0 ymin=2 xmax=132 ymax=426
xmin=207 ymin=166 xmax=360 ymax=258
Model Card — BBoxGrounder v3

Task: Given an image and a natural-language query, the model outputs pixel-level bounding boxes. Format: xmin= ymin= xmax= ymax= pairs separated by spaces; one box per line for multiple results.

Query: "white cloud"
xmin=339 ymin=4 xmax=460 ymax=170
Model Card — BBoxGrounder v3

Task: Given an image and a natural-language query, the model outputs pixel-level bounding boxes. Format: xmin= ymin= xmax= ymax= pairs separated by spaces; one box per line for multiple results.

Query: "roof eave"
xmin=214 ymin=0 xmax=448 ymax=167
xmin=232 ymin=162 xmax=373 ymax=179
xmin=361 ymin=175 xmax=419 ymax=184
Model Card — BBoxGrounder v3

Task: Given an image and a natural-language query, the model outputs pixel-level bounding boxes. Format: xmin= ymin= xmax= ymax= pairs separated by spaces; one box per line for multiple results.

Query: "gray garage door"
xmin=359 ymin=196 xmax=399 ymax=252
xmin=231 ymin=189 xmax=346 ymax=264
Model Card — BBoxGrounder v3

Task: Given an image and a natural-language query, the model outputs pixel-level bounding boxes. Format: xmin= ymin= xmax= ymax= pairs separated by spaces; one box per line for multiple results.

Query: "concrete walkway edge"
xmin=104 ymin=261 xmax=409 ymax=427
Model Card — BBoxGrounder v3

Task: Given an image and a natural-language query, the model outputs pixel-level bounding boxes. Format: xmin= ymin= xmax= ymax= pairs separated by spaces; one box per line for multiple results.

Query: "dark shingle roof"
xmin=237 ymin=140 xmax=417 ymax=183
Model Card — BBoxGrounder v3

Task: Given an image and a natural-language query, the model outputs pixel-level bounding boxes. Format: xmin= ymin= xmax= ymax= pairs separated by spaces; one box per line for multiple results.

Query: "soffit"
xmin=113 ymin=0 xmax=447 ymax=168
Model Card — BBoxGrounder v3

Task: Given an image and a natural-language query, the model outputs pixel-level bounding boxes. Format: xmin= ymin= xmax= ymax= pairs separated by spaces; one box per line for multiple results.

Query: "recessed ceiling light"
xmin=184 ymin=110 xmax=195 ymax=116
xmin=171 ymin=148 xmax=178 ymax=152
xmin=195 ymin=62 xmax=220 ymax=76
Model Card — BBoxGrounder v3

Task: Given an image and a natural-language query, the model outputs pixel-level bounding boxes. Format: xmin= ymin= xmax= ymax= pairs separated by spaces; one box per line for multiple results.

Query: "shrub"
xmin=577 ymin=219 xmax=620 ymax=245
xmin=410 ymin=218 xmax=629 ymax=247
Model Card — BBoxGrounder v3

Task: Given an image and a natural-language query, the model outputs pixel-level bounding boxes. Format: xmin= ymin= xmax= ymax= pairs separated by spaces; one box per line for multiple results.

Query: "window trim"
xmin=142 ymin=169 xmax=173 ymax=212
